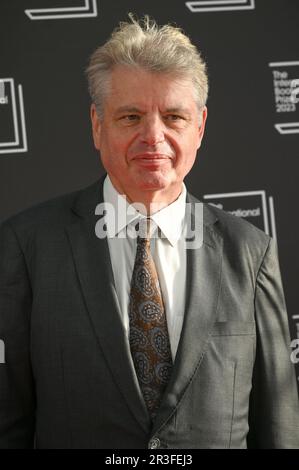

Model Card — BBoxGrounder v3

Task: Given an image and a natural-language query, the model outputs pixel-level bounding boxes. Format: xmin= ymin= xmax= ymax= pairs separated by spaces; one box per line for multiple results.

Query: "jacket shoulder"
xmin=206 ymin=202 xmax=270 ymax=242
xmin=0 ymin=179 xmax=100 ymax=234
xmin=188 ymin=192 xmax=271 ymax=256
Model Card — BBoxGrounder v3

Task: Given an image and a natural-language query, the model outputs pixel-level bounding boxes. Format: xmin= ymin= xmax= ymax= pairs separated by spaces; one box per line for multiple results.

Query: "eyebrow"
xmin=164 ymin=107 xmax=191 ymax=115
xmin=114 ymin=106 xmax=192 ymax=115
xmin=115 ymin=106 xmax=142 ymax=115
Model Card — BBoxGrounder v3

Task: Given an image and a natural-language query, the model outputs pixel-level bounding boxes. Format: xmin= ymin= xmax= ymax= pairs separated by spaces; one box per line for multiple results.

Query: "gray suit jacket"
xmin=0 ymin=176 xmax=298 ymax=449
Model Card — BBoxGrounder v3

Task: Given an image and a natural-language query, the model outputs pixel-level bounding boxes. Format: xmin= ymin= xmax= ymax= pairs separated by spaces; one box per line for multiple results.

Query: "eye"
xmin=120 ymin=114 xmax=140 ymax=122
xmin=163 ymin=114 xmax=188 ymax=128
xmin=164 ymin=114 xmax=184 ymax=122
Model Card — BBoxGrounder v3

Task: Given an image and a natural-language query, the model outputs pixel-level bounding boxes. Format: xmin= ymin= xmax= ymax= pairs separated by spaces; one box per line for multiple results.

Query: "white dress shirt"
xmin=103 ymin=175 xmax=187 ymax=361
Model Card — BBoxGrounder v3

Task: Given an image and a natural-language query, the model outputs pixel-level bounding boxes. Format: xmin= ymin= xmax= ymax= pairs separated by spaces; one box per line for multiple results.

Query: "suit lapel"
xmin=65 ymin=176 xmax=151 ymax=433
xmin=152 ymin=195 xmax=223 ymax=434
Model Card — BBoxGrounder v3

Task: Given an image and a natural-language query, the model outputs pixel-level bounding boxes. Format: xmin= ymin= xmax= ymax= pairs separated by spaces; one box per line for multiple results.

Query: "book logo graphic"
xmin=0 ymin=79 xmax=28 ymax=155
xmin=269 ymin=61 xmax=299 ymax=135
xmin=203 ymin=190 xmax=277 ymax=240
xmin=25 ymin=0 xmax=98 ymax=20
xmin=186 ymin=0 xmax=255 ymax=13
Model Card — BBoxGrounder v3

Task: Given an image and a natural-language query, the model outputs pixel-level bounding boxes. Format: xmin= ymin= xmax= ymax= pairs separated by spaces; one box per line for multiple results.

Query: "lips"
xmin=133 ymin=153 xmax=170 ymax=160
xmin=132 ymin=154 xmax=171 ymax=168
xmin=132 ymin=153 xmax=173 ymax=164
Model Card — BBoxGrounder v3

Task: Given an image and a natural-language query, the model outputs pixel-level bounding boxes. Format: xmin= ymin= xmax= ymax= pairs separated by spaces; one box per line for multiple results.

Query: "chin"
xmin=135 ymin=172 xmax=170 ymax=191
xmin=140 ymin=166 xmax=173 ymax=182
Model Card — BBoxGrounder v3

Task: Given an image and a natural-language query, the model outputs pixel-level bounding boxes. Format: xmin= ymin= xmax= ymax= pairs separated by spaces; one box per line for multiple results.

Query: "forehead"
xmin=105 ymin=65 xmax=197 ymax=110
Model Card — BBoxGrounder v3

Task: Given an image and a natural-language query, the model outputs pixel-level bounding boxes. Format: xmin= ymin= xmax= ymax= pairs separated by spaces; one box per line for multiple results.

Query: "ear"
xmin=90 ymin=103 xmax=102 ymax=151
xmin=196 ymin=106 xmax=208 ymax=150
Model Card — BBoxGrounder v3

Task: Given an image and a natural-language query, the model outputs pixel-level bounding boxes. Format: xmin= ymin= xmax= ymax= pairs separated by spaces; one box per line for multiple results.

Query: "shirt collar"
xmin=103 ymin=174 xmax=187 ymax=246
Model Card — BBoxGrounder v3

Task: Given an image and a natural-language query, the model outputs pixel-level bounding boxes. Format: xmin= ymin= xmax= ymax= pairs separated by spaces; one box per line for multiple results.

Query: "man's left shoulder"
xmin=207 ymin=202 xmax=269 ymax=241
xmin=188 ymin=192 xmax=271 ymax=255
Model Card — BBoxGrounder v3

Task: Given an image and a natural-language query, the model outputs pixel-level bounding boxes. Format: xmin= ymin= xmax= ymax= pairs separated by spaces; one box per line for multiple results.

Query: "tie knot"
xmin=137 ymin=217 xmax=152 ymax=245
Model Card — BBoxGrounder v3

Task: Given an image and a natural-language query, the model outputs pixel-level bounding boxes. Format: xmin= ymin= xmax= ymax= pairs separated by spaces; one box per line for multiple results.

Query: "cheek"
xmin=173 ymin=133 xmax=199 ymax=165
xmin=100 ymin=134 xmax=130 ymax=167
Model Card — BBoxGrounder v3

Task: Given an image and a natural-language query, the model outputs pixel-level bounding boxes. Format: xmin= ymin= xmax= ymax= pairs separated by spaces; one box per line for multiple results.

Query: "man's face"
xmin=91 ymin=65 xmax=207 ymax=203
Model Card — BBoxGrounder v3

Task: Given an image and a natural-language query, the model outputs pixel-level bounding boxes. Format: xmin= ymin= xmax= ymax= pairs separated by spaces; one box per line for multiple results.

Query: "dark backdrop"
xmin=1 ymin=0 xmax=298 ymax=385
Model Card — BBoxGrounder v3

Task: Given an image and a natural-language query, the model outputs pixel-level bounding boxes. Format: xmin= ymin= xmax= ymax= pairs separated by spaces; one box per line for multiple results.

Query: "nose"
xmin=140 ymin=115 xmax=165 ymax=146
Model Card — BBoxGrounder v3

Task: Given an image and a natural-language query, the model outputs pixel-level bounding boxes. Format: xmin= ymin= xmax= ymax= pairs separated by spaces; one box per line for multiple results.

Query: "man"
xmin=0 ymin=15 xmax=298 ymax=449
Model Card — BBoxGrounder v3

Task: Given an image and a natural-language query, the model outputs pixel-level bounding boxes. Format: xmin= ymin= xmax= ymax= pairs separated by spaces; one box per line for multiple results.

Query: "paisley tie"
xmin=128 ymin=218 xmax=173 ymax=420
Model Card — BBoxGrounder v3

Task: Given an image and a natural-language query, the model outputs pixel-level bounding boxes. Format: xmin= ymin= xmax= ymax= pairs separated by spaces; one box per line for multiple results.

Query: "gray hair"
xmin=86 ymin=14 xmax=209 ymax=118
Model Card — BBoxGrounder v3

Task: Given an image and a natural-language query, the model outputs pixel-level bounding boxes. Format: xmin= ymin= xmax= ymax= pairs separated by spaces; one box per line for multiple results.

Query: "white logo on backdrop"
xmin=186 ymin=0 xmax=255 ymax=13
xmin=25 ymin=0 xmax=98 ymax=20
xmin=291 ymin=79 xmax=299 ymax=105
xmin=0 ymin=340 xmax=5 ymax=364
xmin=0 ymin=79 xmax=28 ymax=155
xmin=269 ymin=61 xmax=299 ymax=135
xmin=203 ymin=190 xmax=277 ymax=241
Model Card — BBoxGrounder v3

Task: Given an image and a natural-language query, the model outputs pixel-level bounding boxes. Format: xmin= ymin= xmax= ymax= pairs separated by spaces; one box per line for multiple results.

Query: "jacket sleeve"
xmin=0 ymin=220 xmax=35 ymax=449
xmin=247 ymin=237 xmax=299 ymax=448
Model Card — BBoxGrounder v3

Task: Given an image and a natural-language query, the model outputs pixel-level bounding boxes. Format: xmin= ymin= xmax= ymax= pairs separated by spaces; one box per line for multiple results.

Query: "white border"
xmin=25 ymin=0 xmax=98 ymax=20
xmin=0 ymin=79 xmax=19 ymax=147
xmin=0 ymin=81 xmax=28 ymax=154
xmin=274 ymin=123 xmax=299 ymax=135
xmin=186 ymin=0 xmax=255 ymax=13
xmin=269 ymin=61 xmax=299 ymax=68
xmin=203 ymin=190 xmax=270 ymax=235
xmin=0 ymin=339 xmax=5 ymax=364
xmin=0 ymin=80 xmax=5 ymax=100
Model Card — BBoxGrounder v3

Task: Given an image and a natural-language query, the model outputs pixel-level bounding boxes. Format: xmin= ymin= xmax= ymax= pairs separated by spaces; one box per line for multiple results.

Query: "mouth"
xmin=132 ymin=155 xmax=171 ymax=169
xmin=132 ymin=153 xmax=171 ymax=163
xmin=133 ymin=153 xmax=170 ymax=159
